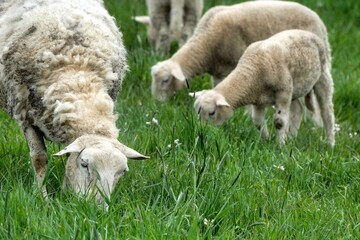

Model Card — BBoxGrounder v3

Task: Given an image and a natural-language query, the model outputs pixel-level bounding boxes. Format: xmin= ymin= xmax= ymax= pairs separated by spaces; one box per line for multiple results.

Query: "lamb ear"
xmin=189 ymin=90 xmax=206 ymax=99
xmin=216 ymin=98 xmax=230 ymax=107
xmin=171 ymin=63 xmax=186 ymax=81
xmin=117 ymin=142 xmax=150 ymax=160
xmin=53 ymin=139 xmax=83 ymax=156
xmin=132 ymin=16 xmax=151 ymax=25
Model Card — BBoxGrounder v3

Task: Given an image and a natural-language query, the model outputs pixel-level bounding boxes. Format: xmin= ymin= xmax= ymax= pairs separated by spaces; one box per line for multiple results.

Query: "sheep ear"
xmin=132 ymin=16 xmax=151 ymax=25
xmin=117 ymin=142 xmax=150 ymax=160
xmin=216 ymin=98 xmax=230 ymax=107
xmin=151 ymin=64 xmax=159 ymax=76
xmin=53 ymin=139 xmax=82 ymax=156
xmin=171 ymin=63 xmax=186 ymax=81
xmin=189 ymin=90 xmax=206 ymax=99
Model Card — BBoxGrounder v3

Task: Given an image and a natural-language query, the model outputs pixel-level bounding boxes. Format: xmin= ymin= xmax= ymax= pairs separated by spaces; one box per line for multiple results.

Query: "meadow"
xmin=0 ymin=0 xmax=359 ymax=239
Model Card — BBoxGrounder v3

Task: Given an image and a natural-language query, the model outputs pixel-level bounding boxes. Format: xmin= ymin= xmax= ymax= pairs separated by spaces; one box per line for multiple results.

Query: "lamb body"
xmin=134 ymin=0 xmax=203 ymax=54
xmin=0 ymin=0 xmax=148 ymax=201
xmin=192 ymin=30 xmax=335 ymax=146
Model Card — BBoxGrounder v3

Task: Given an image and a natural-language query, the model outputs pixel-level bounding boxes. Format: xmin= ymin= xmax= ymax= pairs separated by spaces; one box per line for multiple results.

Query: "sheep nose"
xmin=95 ymin=193 xmax=110 ymax=211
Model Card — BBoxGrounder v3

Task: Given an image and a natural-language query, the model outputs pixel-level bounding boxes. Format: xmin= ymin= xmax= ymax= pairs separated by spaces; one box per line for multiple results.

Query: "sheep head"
xmin=53 ymin=135 xmax=149 ymax=202
xmin=190 ymin=90 xmax=233 ymax=125
xmin=151 ymin=60 xmax=186 ymax=101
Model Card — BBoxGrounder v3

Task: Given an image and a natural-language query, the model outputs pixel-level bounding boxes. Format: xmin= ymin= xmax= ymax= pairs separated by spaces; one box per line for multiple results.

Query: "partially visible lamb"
xmin=134 ymin=0 xmax=203 ymax=54
xmin=191 ymin=30 xmax=335 ymax=147
xmin=0 ymin=0 xmax=149 ymax=202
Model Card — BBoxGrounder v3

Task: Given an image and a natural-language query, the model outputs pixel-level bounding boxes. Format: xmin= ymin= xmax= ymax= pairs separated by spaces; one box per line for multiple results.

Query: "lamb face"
xmin=192 ymin=90 xmax=233 ymax=125
xmin=151 ymin=60 xmax=186 ymax=101
xmin=54 ymin=135 xmax=148 ymax=202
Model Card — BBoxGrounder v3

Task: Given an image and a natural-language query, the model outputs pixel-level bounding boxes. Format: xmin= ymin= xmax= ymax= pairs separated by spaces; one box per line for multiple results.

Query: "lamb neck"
xmin=215 ymin=65 xmax=262 ymax=109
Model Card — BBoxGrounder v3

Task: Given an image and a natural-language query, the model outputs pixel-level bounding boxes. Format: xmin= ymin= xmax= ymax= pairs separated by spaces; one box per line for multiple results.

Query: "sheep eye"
xmin=80 ymin=159 xmax=89 ymax=168
xmin=209 ymin=110 xmax=215 ymax=117
xmin=116 ymin=168 xmax=128 ymax=177
xmin=162 ymin=78 xmax=169 ymax=83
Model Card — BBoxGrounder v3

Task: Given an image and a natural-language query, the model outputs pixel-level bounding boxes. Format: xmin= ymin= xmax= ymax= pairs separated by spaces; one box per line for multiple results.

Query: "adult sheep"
xmin=191 ymin=30 xmax=335 ymax=146
xmin=0 ymin=0 xmax=149 ymax=202
xmin=134 ymin=0 xmax=203 ymax=54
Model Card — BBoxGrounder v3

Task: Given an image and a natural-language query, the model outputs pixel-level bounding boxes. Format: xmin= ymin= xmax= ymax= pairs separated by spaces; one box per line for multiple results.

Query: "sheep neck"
xmin=171 ymin=38 xmax=213 ymax=78
xmin=216 ymin=63 xmax=262 ymax=109
xmin=41 ymin=70 xmax=119 ymax=144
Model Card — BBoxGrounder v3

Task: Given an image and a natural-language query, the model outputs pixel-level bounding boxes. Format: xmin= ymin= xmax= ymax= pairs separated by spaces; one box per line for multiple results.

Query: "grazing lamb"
xmin=134 ymin=0 xmax=203 ymax=54
xmin=191 ymin=30 xmax=335 ymax=147
xmin=0 ymin=0 xmax=149 ymax=202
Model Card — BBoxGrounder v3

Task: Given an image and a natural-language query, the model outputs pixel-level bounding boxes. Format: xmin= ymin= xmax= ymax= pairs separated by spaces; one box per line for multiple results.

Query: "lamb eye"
xmin=162 ymin=78 xmax=169 ymax=83
xmin=209 ymin=110 xmax=215 ymax=117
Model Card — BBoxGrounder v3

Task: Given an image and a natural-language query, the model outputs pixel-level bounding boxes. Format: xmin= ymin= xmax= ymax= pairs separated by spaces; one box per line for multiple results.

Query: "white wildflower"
xmin=334 ymin=123 xmax=340 ymax=132
xmin=167 ymin=139 xmax=181 ymax=148
xmin=273 ymin=164 xmax=285 ymax=171
xmin=146 ymin=117 xmax=159 ymax=126
xmin=152 ymin=117 xmax=159 ymax=125
xmin=203 ymin=218 xmax=214 ymax=227
xmin=349 ymin=132 xmax=358 ymax=138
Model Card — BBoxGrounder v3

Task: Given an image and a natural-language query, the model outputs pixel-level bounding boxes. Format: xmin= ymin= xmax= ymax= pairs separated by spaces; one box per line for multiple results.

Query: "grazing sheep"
xmin=191 ymin=30 xmax=335 ymax=147
xmin=151 ymin=1 xmax=330 ymax=99
xmin=134 ymin=0 xmax=203 ymax=54
xmin=0 ymin=0 xmax=149 ymax=201
xmin=151 ymin=0 xmax=329 ymax=136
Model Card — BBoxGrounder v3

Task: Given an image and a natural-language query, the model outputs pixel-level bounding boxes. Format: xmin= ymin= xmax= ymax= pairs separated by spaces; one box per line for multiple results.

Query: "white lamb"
xmin=191 ymin=30 xmax=335 ymax=147
xmin=0 ymin=0 xmax=149 ymax=202
xmin=134 ymin=0 xmax=203 ymax=54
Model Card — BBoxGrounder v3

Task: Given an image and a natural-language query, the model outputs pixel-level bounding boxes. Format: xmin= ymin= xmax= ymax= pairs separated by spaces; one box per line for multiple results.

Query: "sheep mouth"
xmin=153 ymin=91 xmax=175 ymax=102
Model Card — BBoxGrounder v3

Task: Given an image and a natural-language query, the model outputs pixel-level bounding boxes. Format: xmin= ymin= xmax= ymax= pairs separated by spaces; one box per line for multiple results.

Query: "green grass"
xmin=1 ymin=0 xmax=359 ymax=239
